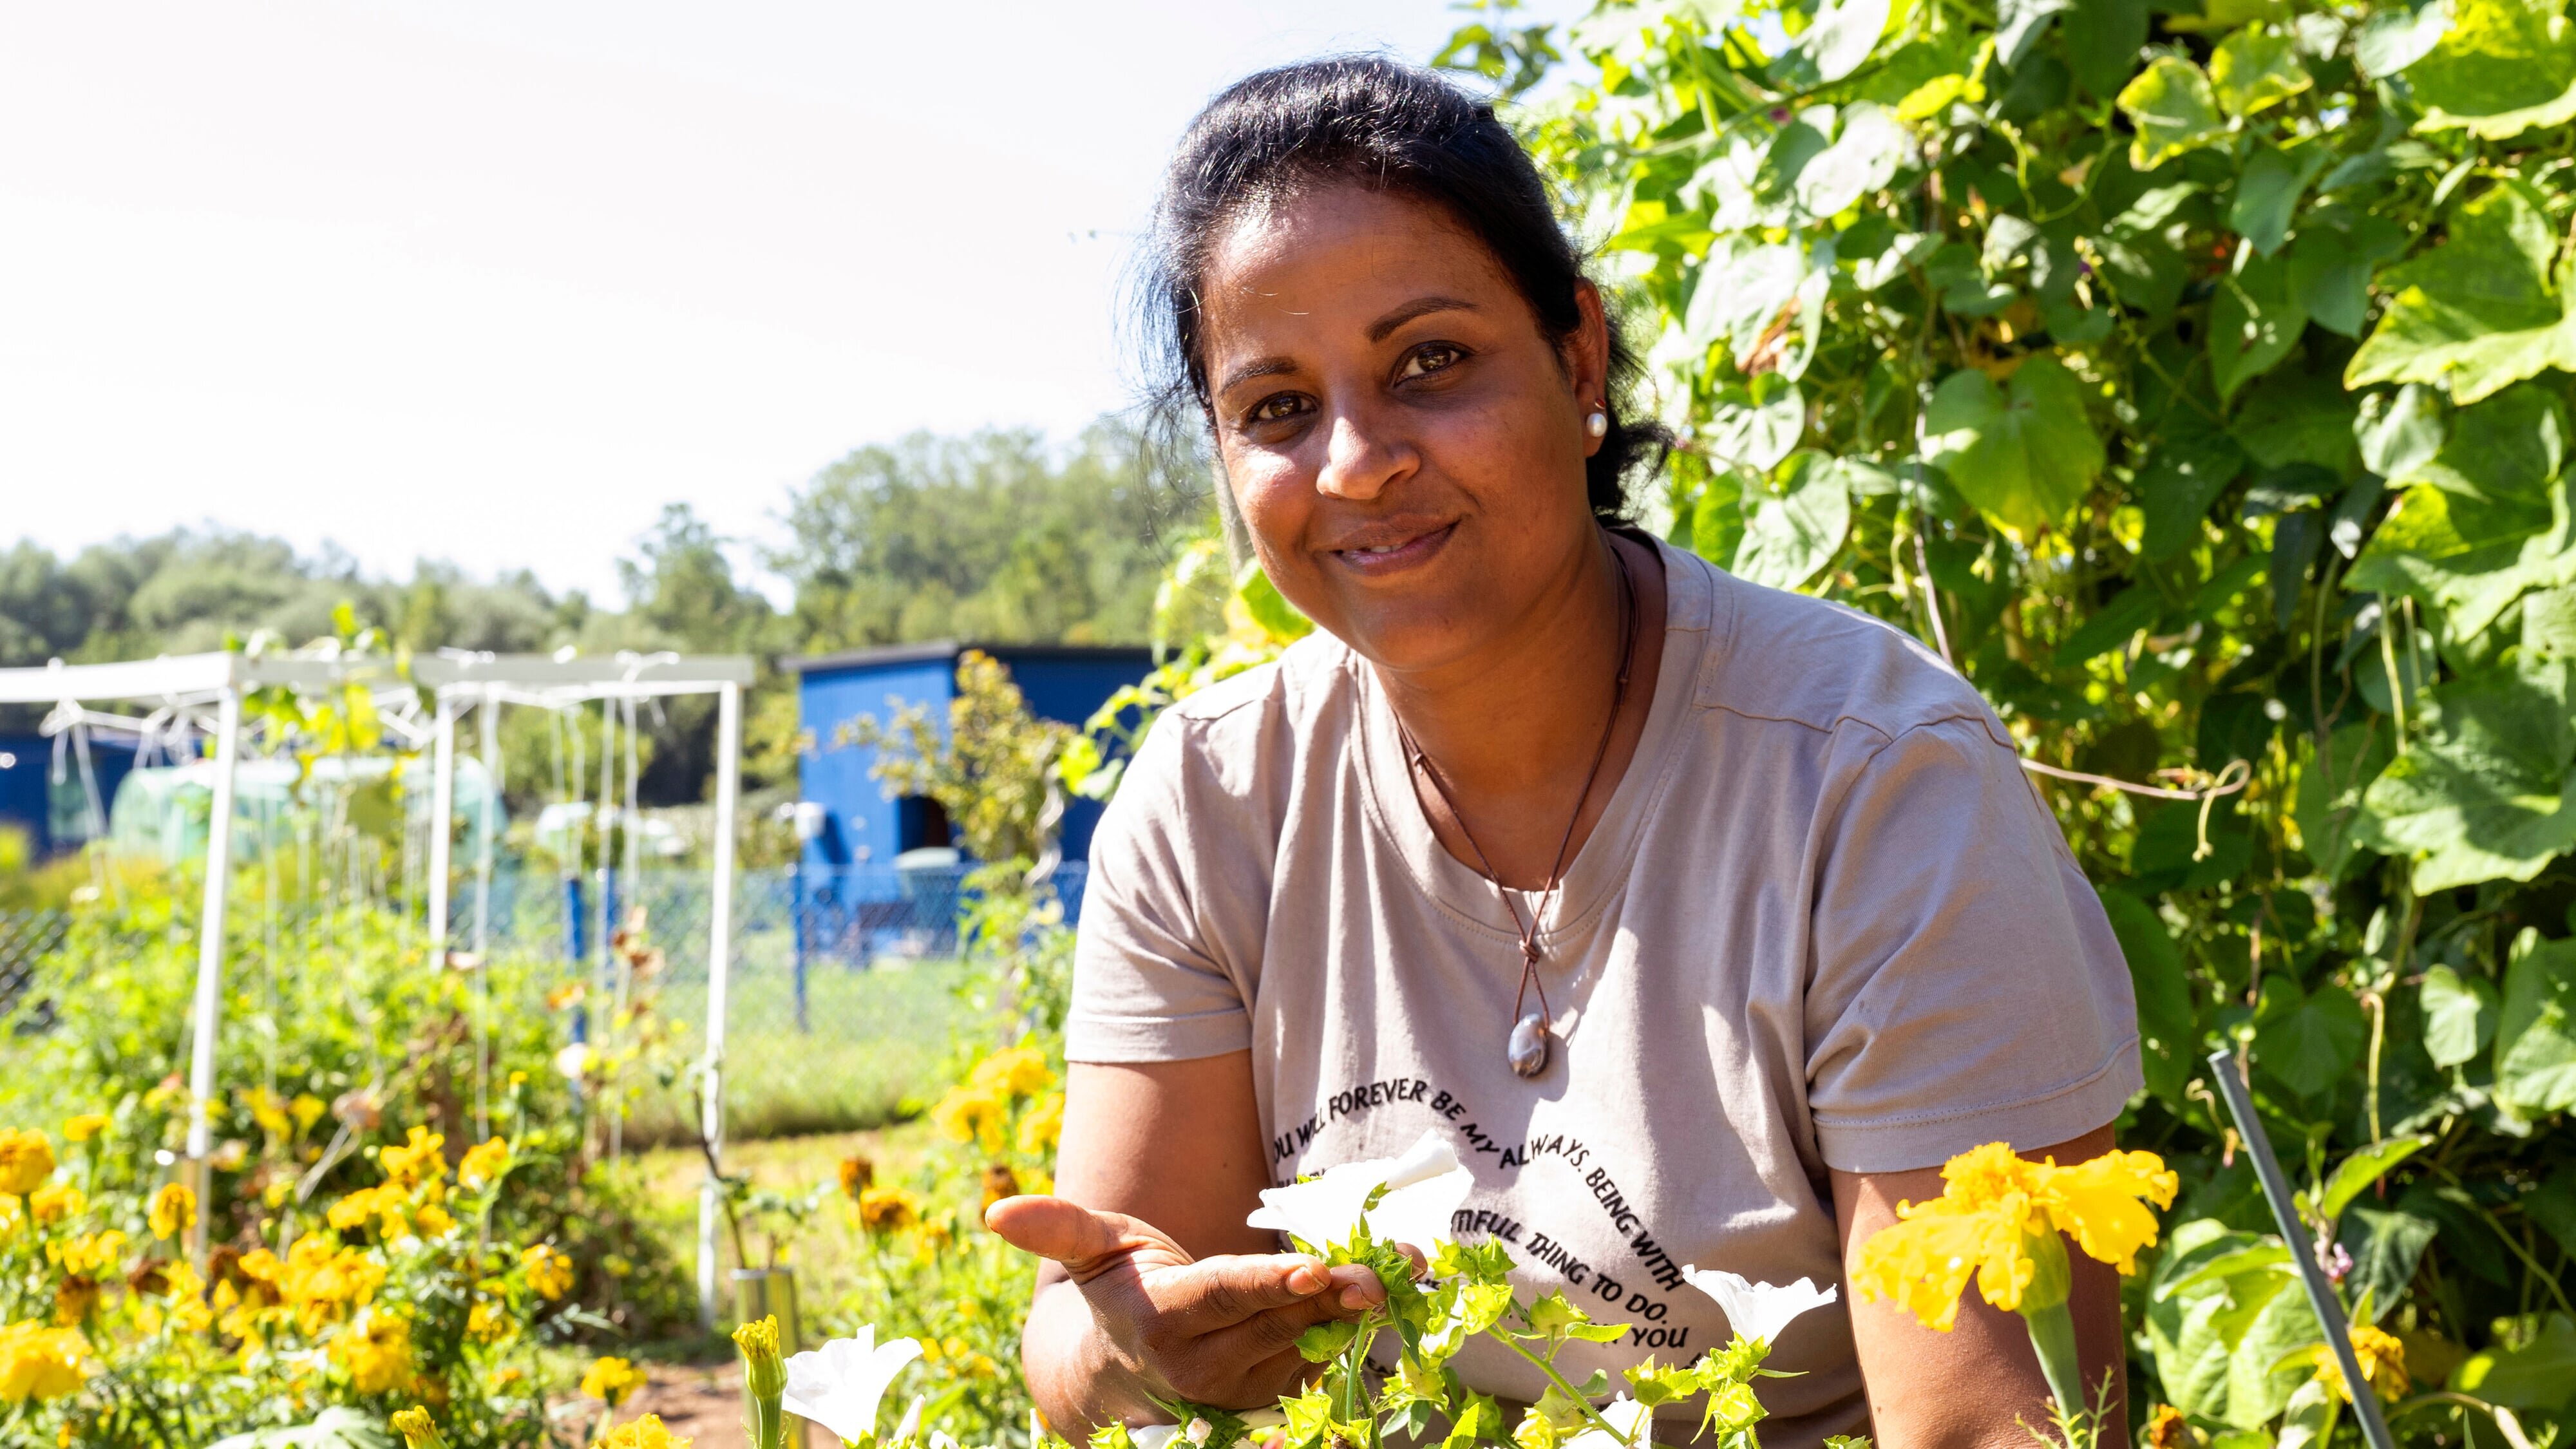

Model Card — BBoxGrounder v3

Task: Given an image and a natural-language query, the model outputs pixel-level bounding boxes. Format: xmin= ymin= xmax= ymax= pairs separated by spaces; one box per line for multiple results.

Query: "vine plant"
xmin=1419 ymin=0 xmax=2576 ymax=1441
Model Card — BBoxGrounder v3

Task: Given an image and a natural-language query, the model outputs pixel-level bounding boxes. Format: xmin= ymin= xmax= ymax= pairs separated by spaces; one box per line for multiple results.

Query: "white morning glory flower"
xmin=1133 ymin=1408 xmax=1287 ymax=1449
xmin=1678 ymin=1266 xmax=1839 ymax=1346
xmin=1565 ymin=1395 xmax=1654 ymax=1449
xmin=779 ymin=1326 xmax=923 ymax=1445
xmin=1246 ymin=1131 xmax=1474 ymax=1254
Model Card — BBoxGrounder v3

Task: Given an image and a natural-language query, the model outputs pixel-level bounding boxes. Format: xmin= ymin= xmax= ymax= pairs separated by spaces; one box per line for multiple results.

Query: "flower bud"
xmin=391 ymin=1407 xmax=450 ymax=1449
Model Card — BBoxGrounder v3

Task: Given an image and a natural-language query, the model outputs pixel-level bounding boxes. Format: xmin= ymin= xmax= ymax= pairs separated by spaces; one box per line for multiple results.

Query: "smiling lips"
xmin=1329 ymin=520 xmax=1457 ymax=573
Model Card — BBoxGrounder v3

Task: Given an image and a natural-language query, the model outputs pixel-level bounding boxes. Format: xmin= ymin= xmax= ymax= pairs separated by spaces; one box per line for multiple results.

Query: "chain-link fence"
xmin=0 ymin=909 xmax=71 ymax=1020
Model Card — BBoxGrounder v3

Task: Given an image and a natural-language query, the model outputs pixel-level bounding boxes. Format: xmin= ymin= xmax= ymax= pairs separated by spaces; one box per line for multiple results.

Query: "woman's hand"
xmin=987 ymin=1195 xmax=1385 ymax=1413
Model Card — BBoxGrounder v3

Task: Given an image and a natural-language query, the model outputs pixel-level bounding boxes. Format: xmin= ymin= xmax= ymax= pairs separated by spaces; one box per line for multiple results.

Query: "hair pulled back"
xmin=1141 ymin=56 xmax=1663 ymax=520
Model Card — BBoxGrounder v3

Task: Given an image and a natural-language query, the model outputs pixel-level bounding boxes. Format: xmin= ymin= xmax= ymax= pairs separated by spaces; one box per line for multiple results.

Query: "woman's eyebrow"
xmin=1217 ymin=356 xmax=1298 ymax=395
xmin=1366 ymin=295 xmax=1479 ymax=342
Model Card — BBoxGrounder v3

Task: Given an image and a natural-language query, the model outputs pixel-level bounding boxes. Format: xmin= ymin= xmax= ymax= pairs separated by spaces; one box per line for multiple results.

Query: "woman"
xmin=988 ymin=58 xmax=2140 ymax=1449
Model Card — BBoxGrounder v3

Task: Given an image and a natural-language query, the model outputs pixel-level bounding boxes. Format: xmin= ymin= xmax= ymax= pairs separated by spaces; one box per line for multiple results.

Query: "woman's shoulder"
xmin=1121 ymin=631 xmax=1359 ymax=804
xmin=1677 ymin=545 xmax=2012 ymax=753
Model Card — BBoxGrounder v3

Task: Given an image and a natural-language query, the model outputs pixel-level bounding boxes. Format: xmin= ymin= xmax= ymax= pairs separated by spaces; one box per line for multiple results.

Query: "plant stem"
xmin=1487 ymin=1332 xmax=1639 ymax=1448
xmin=2020 ymin=1299 xmax=2089 ymax=1434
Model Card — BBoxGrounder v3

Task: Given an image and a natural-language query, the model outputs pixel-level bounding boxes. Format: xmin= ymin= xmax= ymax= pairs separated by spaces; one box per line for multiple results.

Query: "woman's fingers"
xmin=984 ymin=1195 xmax=1189 ymax=1280
xmin=1148 ymin=1254 xmax=1359 ymax=1332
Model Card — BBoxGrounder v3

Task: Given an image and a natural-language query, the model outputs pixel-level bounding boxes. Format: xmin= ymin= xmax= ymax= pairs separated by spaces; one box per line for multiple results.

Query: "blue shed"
xmin=785 ymin=642 xmax=1155 ymax=870
xmin=0 ymin=732 xmax=138 ymax=861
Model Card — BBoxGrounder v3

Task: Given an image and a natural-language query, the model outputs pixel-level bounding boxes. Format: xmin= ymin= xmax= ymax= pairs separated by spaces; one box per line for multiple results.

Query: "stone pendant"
xmin=1508 ymin=1010 xmax=1551 ymax=1078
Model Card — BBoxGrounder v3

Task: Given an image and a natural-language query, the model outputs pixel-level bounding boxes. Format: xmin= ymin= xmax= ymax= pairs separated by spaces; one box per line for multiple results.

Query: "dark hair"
xmin=1141 ymin=55 xmax=1665 ymax=520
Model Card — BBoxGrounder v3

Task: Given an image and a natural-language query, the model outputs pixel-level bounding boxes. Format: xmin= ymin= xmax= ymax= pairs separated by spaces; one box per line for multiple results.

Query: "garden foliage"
xmin=1421 ymin=0 xmax=2576 ymax=1439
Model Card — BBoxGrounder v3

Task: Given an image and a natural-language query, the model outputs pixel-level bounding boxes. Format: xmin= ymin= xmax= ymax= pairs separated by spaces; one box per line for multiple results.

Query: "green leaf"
xmin=2210 ymin=26 xmax=2314 ymax=116
xmin=2356 ymin=659 xmax=2576 ymax=891
xmin=2355 ymin=0 xmax=2455 ymax=77
xmin=2409 ymin=0 xmax=2576 ymax=137
xmin=2251 ymin=981 xmax=2368 ymax=1099
xmin=2062 ymin=0 xmax=2150 ymax=97
xmin=2353 ymin=383 xmax=2446 ymax=478
xmin=2296 ymin=723 xmax=2392 ymax=878
xmin=1795 ymin=102 xmax=1909 ymax=217
xmin=2117 ymin=56 xmax=2226 ymax=171
xmin=1732 ymin=452 xmax=1852 ymax=589
xmin=2346 ymin=182 xmax=2576 ymax=406
xmin=2319 ymin=1135 xmax=2434 ymax=1221
xmin=1235 ymin=562 xmax=1314 ymax=643
xmin=2231 ymin=370 xmax=2358 ymax=472
xmin=2497 ymin=927 xmax=2576 ymax=1111
xmin=1922 ymin=355 xmax=2106 ymax=538
xmin=2421 ymin=963 xmax=2502 ymax=1066
xmin=2526 ymin=1164 xmax=2576 ymax=1258
xmin=1705 ymin=375 xmax=1805 ymax=471
xmin=1779 ymin=0 xmax=1895 ymax=84
xmin=2454 ymin=1315 xmax=2576 ymax=1410
xmin=2225 ymin=1280 xmax=2324 ymax=1428
xmin=1298 ymin=1319 xmax=1359 ymax=1363
xmin=2058 ymin=584 xmax=2164 ymax=663
xmin=2410 ymin=383 xmax=2564 ymax=502
xmin=2230 ymin=146 xmax=2327 ymax=256
xmin=1690 ymin=466 xmax=1750 ymax=570
xmin=2139 ymin=426 xmax=2251 ymax=561
xmin=2291 ymin=216 xmax=2409 ymax=337
xmin=2344 ymin=478 xmax=2576 ymax=640
xmin=2210 ymin=254 xmax=2309 ymax=404
xmin=2336 ymin=1206 xmax=2439 ymax=1325
xmin=2099 ymin=886 xmax=2197 ymax=1110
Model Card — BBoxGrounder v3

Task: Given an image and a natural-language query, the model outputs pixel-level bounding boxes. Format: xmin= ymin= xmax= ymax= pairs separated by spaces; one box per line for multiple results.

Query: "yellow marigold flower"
xmin=29 ymin=1183 xmax=82 ymax=1225
xmin=465 ymin=1300 xmax=511 ymax=1345
xmin=970 ymin=1045 xmax=1057 ymax=1099
xmin=521 ymin=1244 xmax=574 ymax=1300
xmin=582 ymin=1355 xmax=649 ymax=1408
xmin=0 ymin=1193 xmax=21 ymax=1238
xmin=489 ymin=1364 xmax=527 ymax=1390
xmin=981 ymin=1163 xmax=1021 ymax=1213
xmin=1853 ymin=1142 xmax=2177 ymax=1330
xmin=598 ymin=1414 xmax=693 ymax=1449
xmin=47 ymin=1230 xmax=124 ymax=1278
xmin=932 ymin=1085 xmax=1010 ymax=1155
xmin=2304 ymin=1325 xmax=2409 ymax=1404
xmin=334 ymin=1307 xmax=415 ymax=1394
xmin=52 ymin=1277 xmax=99 ymax=1326
xmin=0 ymin=1320 xmax=88 ymax=1401
xmin=857 ymin=1186 xmax=919 ymax=1235
xmin=278 ymin=1234 xmax=385 ymax=1331
xmin=0 ymin=1130 xmax=57 ymax=1195
xmin=392 ymin=1406 xmax=451 ymax=1449
xmin=838 ymin=1155 xmax=874 ymax=1199
xmin=458 ymin=1137 xmax=510 ymax=1190
xmin=290 ymin=1094 xmax=327 ymax=1132
xmin=413 ymin=1203 xmax=455 ymax=1238
xmin=61 ymin=1113 xmax=109 ymax=1144
xmin=1017 ymin=1093 xmax=1063 ymax=1155
xmin=377 ymin=1127 xmax=448 ymax=1189
xmin=245 ymin=1087 xmax=292 ymax=1138
xmin=150 ymin=1182 xmax=197 ymax=1241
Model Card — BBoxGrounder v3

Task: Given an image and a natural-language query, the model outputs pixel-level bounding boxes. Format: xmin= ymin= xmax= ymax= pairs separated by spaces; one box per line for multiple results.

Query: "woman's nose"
xmin=1314 ymin=407 xmax=1414 ymax=501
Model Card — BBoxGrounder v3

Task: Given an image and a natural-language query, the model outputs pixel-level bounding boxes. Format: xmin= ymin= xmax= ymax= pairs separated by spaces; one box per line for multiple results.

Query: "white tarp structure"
xmin=0 ymin=649 xmax=753 ymax=1328
xmin=0 ymin=650 xmax=407 ymax=1264
xmin=413 ymin=650 xmax=752 ymax=1327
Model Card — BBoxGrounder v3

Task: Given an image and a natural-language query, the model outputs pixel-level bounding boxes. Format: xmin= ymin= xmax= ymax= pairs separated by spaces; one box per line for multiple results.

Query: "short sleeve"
xmin=1803 ymin=715 xmax=2142 ymax=1173
xmin=1065 ymin=717 xmax=1255 ymax=1064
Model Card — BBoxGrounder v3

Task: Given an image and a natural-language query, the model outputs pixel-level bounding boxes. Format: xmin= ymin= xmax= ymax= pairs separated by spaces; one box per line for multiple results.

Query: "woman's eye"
xmin=1248 ymin=392 xmax=1312 ymax=424
xmin=1397 ymin=343 xmax=1465 ymax=381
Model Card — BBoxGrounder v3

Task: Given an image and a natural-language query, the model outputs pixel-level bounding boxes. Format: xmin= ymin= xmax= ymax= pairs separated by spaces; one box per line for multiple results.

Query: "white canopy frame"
xmin=0 ymin=650 xmax=413 ymax=1266
xmin=413 ymin=650 xmax=753 ymax=1328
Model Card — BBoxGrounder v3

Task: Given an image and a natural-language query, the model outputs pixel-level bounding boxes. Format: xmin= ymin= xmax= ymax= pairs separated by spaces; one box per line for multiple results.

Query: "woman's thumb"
xmin=982 ymin=1195 xmax=1180 ymax=1279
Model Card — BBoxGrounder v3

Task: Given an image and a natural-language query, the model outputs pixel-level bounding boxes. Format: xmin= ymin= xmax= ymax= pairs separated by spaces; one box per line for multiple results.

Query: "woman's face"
xmin=1197 ymin=182 xmax=1611 ymax=674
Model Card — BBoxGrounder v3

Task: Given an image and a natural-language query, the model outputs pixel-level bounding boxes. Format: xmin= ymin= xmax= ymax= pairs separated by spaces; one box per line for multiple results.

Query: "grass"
xmin=625 ymin=958 xmax=974 ymax=1147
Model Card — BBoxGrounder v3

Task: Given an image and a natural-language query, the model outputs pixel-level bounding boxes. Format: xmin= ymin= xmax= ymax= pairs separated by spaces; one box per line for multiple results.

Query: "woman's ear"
xmin=1569 ymin=279 xmax=1613 ymax=437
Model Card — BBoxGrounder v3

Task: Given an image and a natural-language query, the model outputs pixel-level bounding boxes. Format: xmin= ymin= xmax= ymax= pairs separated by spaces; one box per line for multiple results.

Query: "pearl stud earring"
xmin=1585 ymin=410 xmax=1609 ymax=439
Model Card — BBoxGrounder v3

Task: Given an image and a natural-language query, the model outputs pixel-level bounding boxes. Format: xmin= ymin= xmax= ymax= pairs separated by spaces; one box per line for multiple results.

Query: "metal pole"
xmin=2205 ymin=1050 xmax=2398 ymax=1449
xmin=699 ymin=679 xmax=743 ymax=1328
xmin=427 ymin=693 xmax=457 ymax=955
xmin=184 ymin=688 xmax=243 ymax=1270
xmin=474 ymin=686 xmax=500 ymax=1139
xmin=473 ymin=684 xmax=498 ymax=955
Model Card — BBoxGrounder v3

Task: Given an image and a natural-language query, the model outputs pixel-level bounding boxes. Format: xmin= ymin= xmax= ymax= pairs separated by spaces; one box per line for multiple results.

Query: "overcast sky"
xmin=1 ymin=1 xmax=1582 ymax=601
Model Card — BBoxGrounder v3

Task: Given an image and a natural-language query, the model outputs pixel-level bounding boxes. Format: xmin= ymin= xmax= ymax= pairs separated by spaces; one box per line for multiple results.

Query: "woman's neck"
xmin=1375 ymin=529 xmax=1668 ymax=890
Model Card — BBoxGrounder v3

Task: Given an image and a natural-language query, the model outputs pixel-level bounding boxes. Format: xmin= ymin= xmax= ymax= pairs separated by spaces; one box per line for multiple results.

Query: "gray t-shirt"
xmin=1066 ymin=541 xmax=2141 ymax=1445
